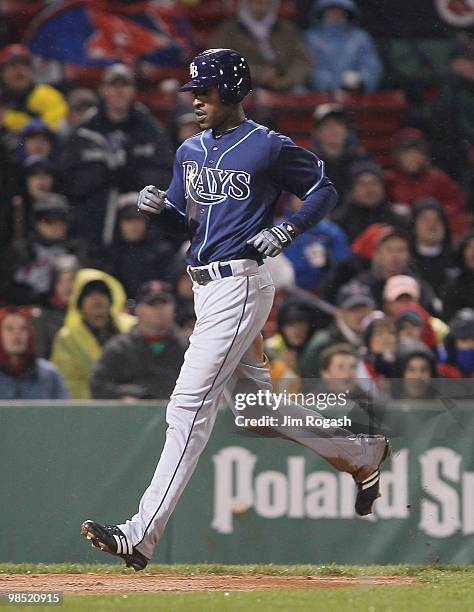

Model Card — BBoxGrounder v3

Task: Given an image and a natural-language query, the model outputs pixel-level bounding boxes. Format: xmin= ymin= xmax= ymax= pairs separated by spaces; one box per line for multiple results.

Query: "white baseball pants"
xmin=118 ymin=260 xmax=386 ymax=559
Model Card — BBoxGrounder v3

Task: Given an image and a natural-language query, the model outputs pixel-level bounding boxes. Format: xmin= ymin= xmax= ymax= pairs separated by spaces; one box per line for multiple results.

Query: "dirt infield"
xmin=1 ymin=573 xmax=416 ymax=594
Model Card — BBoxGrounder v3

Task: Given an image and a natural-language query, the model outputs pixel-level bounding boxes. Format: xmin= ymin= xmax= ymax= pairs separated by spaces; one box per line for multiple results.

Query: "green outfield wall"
xmin=1 ymin=401 xmax=473 ymax=564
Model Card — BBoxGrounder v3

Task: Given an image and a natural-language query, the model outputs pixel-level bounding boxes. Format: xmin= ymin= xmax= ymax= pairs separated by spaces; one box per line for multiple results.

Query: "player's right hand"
xmin=137 ymin=185 xmax=167 ymax=215
xmin=247 ymin=223 xmax=295 ymax=257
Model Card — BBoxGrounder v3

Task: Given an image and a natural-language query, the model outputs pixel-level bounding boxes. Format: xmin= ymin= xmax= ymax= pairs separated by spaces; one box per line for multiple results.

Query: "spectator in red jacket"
xmin=386 ymin=129 xmax=467 ymax=233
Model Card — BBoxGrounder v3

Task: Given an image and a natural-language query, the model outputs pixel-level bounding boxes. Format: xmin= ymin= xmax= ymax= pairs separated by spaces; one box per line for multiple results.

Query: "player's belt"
xmin=188 ymin=260 xmax=263 ymax=285
xmin=188 ymin=263 xmax=233 ymax=285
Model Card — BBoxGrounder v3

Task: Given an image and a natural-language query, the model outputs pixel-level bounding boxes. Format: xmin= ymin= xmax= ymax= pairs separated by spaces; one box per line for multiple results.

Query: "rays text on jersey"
xmin=183 ymin=161 xmax=251 ymax=205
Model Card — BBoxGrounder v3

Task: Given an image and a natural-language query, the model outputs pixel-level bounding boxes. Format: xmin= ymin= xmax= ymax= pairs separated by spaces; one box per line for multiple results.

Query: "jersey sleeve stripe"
xmin=303 ymin=160 xmax=326 ymax=198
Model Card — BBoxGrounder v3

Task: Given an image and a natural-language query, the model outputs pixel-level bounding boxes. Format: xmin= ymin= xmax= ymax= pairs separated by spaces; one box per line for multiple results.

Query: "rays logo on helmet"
xmin=183 ymin=161 xmax=250 ymax=205
xmin=190 ymin=62 xmax=198 ymax=78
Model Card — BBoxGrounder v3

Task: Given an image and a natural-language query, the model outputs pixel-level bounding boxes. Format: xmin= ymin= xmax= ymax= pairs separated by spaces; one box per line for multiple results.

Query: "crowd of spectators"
xmin=0 ymin=0 xmax=473 ymax=404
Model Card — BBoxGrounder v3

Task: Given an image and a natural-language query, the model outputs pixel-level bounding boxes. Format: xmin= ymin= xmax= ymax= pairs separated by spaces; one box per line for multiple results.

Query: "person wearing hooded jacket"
xmin=409 ymin=197 xmax=453 ymax=297
xmin=305 ymin=0 xmax=383 ymax=93
xmin=0 ymin=306 xmax=67 ymax=400
xmin=264 ymin=299 xmax=318 ymax=390
xmin=102 ymin=193 xmax=179 ymax=299
xmin=392 ymin=340 xmax=439 ymax=401
xmin=333 ymin=160 xmax=407 ymax=243
xmin=50 ymin=269 xmax=136 ymax=399
xmin=356 ymin=311 xmax=396 ymax=400
xmin=442 ymin=230 xmax=474 ymax=321
xmin=438 ymin=308 xmax=474 ymax=379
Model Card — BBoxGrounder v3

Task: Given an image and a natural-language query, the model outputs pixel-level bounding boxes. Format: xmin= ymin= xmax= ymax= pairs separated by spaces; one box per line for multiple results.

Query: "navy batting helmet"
xmin=180 ymin=48 xmax=252 ymax=104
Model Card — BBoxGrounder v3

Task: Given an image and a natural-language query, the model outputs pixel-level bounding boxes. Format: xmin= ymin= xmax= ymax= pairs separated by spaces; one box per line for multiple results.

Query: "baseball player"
xmin=81 ymin=49 xmax=390 ymax=570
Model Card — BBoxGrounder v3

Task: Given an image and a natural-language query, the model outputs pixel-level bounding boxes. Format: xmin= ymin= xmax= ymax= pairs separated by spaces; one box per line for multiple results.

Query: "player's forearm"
xmin=287 ymin=183 xmax=338 ymax=235
xmin=152 ymin=207 xmax=188 ymax=236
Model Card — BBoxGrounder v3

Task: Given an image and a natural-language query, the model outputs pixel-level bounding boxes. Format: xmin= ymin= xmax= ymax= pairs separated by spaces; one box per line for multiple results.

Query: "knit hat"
xmin=349 ymin=160 xmax=384 ymax=186
xmin=352 ymin=224 xmax=408 ymax=260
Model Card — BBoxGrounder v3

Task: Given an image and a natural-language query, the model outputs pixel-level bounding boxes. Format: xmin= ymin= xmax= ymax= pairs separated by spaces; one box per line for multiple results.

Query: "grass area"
xmin=51 ymin=580 xmax=474 ymax=612
xmin=1 ymin=562 xmax=474 ymax=577
xmin=2 ymin=565 xmax=474 ymax=612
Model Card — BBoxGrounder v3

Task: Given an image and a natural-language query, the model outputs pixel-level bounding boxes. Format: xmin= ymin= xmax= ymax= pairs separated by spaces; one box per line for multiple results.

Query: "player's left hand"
xmin=247 ymin=223 xmax=295 ymax=257
xmin=137 ymin=185 xmax=167 ymax=215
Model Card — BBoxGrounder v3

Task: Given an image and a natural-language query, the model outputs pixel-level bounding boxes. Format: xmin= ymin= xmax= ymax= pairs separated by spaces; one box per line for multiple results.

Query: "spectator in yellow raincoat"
xmin=51 ymin=269 xmax=136 ymax=399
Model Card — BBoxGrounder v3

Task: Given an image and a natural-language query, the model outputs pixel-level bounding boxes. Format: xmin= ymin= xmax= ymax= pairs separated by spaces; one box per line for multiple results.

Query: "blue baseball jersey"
xmin=160 ymin=119 xmax=338 ymax=266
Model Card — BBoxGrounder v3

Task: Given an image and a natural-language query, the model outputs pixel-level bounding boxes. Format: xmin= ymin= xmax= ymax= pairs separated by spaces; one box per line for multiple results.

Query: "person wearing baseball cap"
xmin=59 ymin=62 xmax=173 ymax=245
xmin=0 ymin=44 xmax=67 ymax=132
xmin=135 ymin=280 xmax=175 ymax=306
xmin=0 ymin=190 xmax=96 ymax=307
xmin=383 ymin=275 xmax=448 ymax=347
xmin=300 ymin=280 xmax=375 ymax=378
xmin=383 ymin=275 xmax=421 ymax=304
xmin=18 ymin=118 xmax=55 ymax=162
xmin=311 ymin=102 xmax=367 ymax=201
xmin=90 ymin=279 xmax=186 ymax=401
xmin=62 ymin=88 xmax=98 ymax=135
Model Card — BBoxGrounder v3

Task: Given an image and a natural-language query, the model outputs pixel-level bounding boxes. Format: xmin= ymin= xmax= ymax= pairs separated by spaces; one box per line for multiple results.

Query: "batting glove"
xmin=247 ymin=222 xmax=296 ymax=257
xmin=137 ymin=185 xmax=167 ymax=215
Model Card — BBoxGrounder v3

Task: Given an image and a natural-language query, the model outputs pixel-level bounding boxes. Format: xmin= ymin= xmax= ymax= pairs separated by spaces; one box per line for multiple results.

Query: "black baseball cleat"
xmin=80 ymin=520 xmax=148 ymax=571
xmin=355 ymin=438 xmax=392 ymax=516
